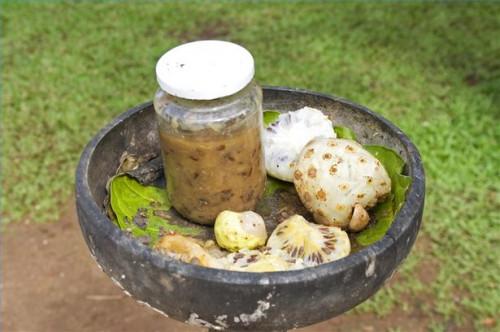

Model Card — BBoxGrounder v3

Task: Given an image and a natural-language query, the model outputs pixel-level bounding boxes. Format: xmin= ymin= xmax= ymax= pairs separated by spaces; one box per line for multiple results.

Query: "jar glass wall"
xmin=154 ymin=81 xmax=266 ymax=224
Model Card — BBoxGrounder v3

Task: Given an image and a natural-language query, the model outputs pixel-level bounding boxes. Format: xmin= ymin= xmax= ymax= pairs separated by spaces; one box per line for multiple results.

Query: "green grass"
xmin=2 ymin=2 xmax=499 ymax=330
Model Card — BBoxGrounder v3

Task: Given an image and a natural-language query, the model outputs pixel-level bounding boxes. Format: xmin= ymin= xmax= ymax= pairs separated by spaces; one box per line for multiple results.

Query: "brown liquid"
xmin=159 ymin=127 xmax=266 ymax=224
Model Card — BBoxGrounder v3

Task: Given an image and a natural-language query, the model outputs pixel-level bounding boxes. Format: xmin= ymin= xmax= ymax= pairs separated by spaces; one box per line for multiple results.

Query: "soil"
xmin=1 ymin=200 xmax=446 ymax=332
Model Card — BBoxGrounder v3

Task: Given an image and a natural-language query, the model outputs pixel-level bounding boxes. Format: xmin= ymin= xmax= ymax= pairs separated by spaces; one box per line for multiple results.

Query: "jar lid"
xmin=156 ymin=40 xmax=255 ymax=100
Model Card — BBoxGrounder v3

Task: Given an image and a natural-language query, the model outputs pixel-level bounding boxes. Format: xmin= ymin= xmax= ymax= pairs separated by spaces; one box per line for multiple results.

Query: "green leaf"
xmin=356 ymin=145 xmax=412 ymax=246
xmin=263 ymin=110 xmax=281 ymax=127
xmin=364 ymin=145 xmax=405 ymax=177
xmin=263 ymin=176 xmax=293 ymax=197
xmin=364 ymin=145 xmax=412 ymax=210
xmin=356 ymin=195 xmax=394 ymax=246
xmin=392 ymin=173 xmax=412 ymax=212
xmin=109 ymin=175 xmax=200 ymax=245
xmin=334 ymin=126 xmax=357 ymax=140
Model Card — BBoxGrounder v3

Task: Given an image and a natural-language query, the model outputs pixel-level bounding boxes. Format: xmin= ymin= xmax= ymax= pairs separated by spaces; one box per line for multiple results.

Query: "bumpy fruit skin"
xmin=263 ymin=107 xmax=336 ymax=182
xmin=155 ymin=234 xmax=223 ymax=268
xmin=267 ymin=215 xmax=350 ymax=267
xmin=214 ymin=211 xmax=267 ymax=252
xmin=294 ymin=138 xmax=391 ymax=228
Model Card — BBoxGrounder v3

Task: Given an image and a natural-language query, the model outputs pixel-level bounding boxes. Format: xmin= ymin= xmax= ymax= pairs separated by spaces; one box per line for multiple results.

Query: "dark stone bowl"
xmin=75 ymin=87 xmax=425 ymax=331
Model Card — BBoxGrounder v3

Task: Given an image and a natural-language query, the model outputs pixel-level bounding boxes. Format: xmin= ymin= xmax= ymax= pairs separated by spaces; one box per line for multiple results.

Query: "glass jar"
xmin=154 ymin=41 xmax=266 ymax=225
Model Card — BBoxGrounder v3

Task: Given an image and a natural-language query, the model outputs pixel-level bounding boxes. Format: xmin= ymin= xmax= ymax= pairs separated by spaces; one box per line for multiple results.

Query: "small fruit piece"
xmin=203 ymin=240 xmax=228 ymax=258
xmin=225 ymin=249 xmax=294 ymax=272
xmin=263 ymin=107 xmax=336 ymax=182
xmin=155 ymin=234 xmax=223 ymax=268
xmin=267 ymin=215 xmax=350 ymax=267
xmin=349 ymin=204 xmax=370 ymax=232
xmin=294 ymin=138 xmax=391 ymax=228
xmin=214 ymin=211 xmax=267 ymax=252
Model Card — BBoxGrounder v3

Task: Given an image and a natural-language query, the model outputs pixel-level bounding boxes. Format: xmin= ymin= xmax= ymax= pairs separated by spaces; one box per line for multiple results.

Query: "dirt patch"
xmin=1 ymin=200 xmax=197 ymax=332
xmin=175 ymin=21 xmax=231 ymax=43
xmin=413 ymin=235 xmax=439 ymax=285
xmin=1 ymin=200 xmax=444 ymax=332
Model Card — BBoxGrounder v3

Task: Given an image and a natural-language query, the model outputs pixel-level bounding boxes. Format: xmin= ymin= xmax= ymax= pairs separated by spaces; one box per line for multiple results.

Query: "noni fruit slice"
xmin=267 ymin=215 xmax=350 ymax=267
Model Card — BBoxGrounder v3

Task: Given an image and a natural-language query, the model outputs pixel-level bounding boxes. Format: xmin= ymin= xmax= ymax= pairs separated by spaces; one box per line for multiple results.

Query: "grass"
xmin=2 ymin=2 xmax=499 ymax=330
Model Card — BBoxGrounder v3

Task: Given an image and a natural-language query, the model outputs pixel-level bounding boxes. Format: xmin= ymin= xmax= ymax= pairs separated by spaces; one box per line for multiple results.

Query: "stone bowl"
xmin=75 ymin=87 xmax=425 ymax=331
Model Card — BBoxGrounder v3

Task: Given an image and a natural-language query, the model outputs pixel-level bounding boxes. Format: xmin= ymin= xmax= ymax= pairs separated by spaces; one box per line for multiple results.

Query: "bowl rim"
xmin=75 ymin=86 xmax=425 ymax=285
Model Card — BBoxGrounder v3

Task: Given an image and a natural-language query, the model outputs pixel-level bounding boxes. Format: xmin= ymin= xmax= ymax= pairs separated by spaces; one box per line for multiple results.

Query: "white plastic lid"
xmin=156 ymin=40 xmax=255 ymax=100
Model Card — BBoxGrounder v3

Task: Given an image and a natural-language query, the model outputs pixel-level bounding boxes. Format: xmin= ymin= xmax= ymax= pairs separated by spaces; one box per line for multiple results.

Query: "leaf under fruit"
xmin=334 ymin=126 xmax=357 ymax=140
xmin=356 ymin=146 xmax=412 ymax=245
xmin=109 ymin=175 xmax=201 ymax=245
xmin=263 ymin=110 xmax=281 ymax=127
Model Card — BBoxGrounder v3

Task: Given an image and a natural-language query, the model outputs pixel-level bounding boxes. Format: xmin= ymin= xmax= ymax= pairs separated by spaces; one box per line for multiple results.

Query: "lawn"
xmin=2 ymin=2 xmax=499 ymax=331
